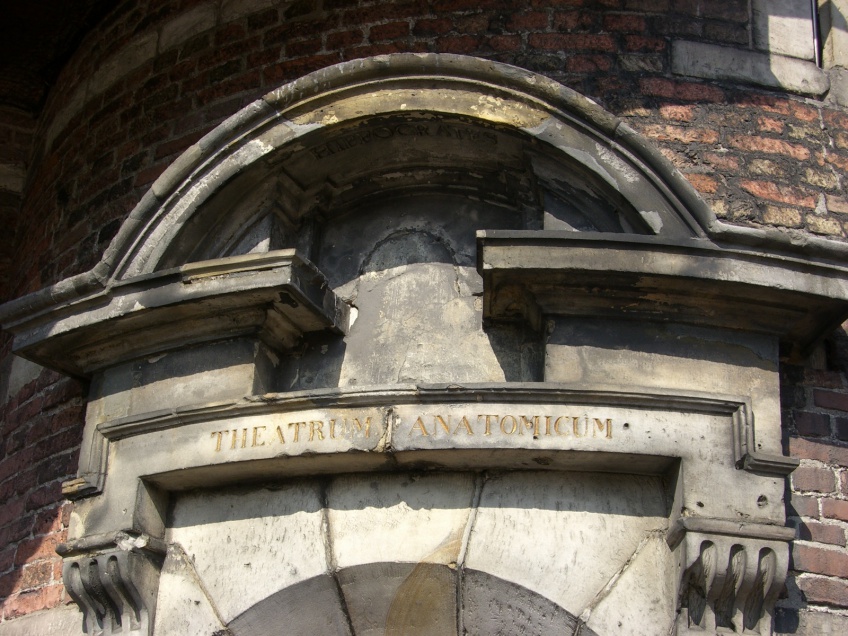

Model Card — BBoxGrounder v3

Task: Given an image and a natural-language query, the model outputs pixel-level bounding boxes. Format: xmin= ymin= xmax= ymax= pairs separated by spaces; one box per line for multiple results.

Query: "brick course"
xmin=1 ymin=0 xmax=848 ymax=628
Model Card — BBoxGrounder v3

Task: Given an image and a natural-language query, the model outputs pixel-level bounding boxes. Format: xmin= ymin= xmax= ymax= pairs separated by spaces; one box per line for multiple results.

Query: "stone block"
xmin=86 ymin=338 xmax=278 ymax=423
xmin=167 ymin=482 xmax=328 ymax=622
xmin=585 ymin=535 xmax=677 ymax=636
xmin=821 ymin=0 xmax=848 ymax=69
xmin=0 ymin=606 xmax=83 ymax=636
xmin=327 ymin=472 xmax=475 ymax=568
xmin=338 ymin=563 xmax=457 ymax=636
xmin=827 ymin=67 xmax=848 ymax=107
xmin=777 ymin=606 xmax=848 ymax=633
xmin=153 ymin=545 xmax=227 ymax=635
xmin=221 ymin=0 xmax=277 ymax=22
xmin=672 ymin=40 xmax=829 ymax=97
xmin=227 ymin=574 xmax=350 ymax=636
xmin=158 ymin=3 xmax=217 ymax=52
xmin=463 ymin=472 xmax=667 ymax=617
xmin=88 ymin=32 xmax=157 ymax=100
xmin=461 ymin=569 xmax=586 ymax=636
xmin=753 ymin=0 xmax=816 ymax=60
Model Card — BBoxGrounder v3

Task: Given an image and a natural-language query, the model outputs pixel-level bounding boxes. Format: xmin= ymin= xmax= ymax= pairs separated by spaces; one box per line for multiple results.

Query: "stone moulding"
xmin=477 ymin=230 xmax=848 ymax=359
xmin=76 ymin=383 xmax=795 ymax=488
xmin=0 ymin=250 xmax=348 ymax=377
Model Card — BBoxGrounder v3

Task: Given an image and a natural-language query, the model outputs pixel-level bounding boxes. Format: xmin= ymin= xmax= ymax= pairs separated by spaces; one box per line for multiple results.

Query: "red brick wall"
xmin=1 ymin=0 xmax=847 ymax=628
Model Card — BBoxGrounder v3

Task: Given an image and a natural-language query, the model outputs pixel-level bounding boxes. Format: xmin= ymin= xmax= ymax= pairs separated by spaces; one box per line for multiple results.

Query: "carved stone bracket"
xmin=673 ymin=521 xmax=793 ymax=635
xmin=59 ymin=532 xmax=166 ymax=636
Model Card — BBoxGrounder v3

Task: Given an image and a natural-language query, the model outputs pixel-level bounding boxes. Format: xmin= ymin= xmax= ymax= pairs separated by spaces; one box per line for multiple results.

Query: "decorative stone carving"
xmin=59 ymin=533 xmax=165 ymax=636
xmin=671 ymin=520 xmax=793 ymax=634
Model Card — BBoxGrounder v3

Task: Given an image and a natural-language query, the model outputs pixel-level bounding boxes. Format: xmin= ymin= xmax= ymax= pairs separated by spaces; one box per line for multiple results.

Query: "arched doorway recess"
xmin=3 ymin=54 xmax=848 ymax=635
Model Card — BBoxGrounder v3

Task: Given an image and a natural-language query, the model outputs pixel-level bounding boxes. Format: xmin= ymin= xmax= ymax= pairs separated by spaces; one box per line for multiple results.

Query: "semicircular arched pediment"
xmin=107 ymin=53 xmax=717 ymax=281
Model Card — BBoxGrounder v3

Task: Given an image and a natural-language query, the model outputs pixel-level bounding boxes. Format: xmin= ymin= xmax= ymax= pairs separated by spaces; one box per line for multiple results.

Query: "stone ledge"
xmin=672 ymin=40 xmax=830 ymax=97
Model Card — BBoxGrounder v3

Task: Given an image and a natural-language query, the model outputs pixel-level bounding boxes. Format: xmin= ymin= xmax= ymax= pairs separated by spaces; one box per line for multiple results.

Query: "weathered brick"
xmin=762 ymin=205 xmax=803 ymax=228
xmin=659 ymin=104 xmax=696 ymax=121
xmin=792 ymin=544 xmax=848 ymax=578
xmin=792 ymin=519 xmax=847 ymax=546
xmin=808 ymin=215 xmax=845 ymax=238
xmin=369 ymin=21 xmax=410 ymax=42
xmin=794 ymin=411 xmax=832 ymax=438
xmin=797 ymin=576 xmax=848 ymax=608
xmin=728 ymin=135 xmax=810 ymax=161
xmin=738 ymin=181 xmax=817 ymax=209
xmin=638 ymin=123 xmax=719 ymax=144
xmin=529 ymin=33 xmax=616 ymax=52
xmin=792 ymin=466 xmax=837 ymax=494
xmin=823 ymin=498 xmax=848 ymax=522
xmin=789 ymin=493 xmax=820 ymax=519
xmin=684 ymin=173 xmax=718 ymax=194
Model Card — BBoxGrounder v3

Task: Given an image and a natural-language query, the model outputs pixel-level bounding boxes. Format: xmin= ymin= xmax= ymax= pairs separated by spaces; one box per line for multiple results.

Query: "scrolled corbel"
xmin=671 ymin=519 xmax=792 ymax=635
xmin=60 ymin=532 xmax=165 ymax=636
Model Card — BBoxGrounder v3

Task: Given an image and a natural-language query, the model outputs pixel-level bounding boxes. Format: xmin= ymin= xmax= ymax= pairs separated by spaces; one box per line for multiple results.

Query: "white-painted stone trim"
xmin=672 ymin=39 xmax=830 ymax=97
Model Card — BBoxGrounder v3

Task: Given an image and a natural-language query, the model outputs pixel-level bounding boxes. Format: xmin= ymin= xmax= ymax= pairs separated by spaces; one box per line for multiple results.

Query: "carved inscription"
xmin=207 ymin=409 xmax=615 ymax=453
xmin=407 ymin=413 xmax=613 ymax=439
xmin=310 ymin=122 xmax=497 ymax=159
xmin=211 ymin=416 xmax=374 ymax=452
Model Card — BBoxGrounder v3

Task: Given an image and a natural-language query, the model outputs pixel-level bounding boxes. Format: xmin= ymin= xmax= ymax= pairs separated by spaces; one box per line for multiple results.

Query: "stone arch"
xmin=226 ymin=566 xmax=598 ymax=636
xmin=101 ymin=53 xmax=719 ymax=283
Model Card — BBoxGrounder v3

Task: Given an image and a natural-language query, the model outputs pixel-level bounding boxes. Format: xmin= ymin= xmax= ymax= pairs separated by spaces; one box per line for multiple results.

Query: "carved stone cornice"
xmin=0 ymin=250 xmax=348 ymax=378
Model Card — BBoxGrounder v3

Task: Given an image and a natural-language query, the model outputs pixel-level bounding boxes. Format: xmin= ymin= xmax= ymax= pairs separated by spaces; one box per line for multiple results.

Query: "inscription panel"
xmin=152 ymin=402 xmax=736 ymax=471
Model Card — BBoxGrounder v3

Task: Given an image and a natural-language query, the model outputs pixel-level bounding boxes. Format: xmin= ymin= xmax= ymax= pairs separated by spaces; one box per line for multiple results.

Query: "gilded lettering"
xmin=289 ymin=421 xmax=307 ymax=442
xmin=454 ymin=416 xmax=474 ymax=435
xmin=230 ymin=429 xmax=238 ymax=450
xmin=479 ymin=414 xmax=498 ymax=436
xmin=545 ymin=416 xmax=552 ymax=436
xmin=500 ymin=415 xmax=518 ymax=435
xmin=352 ymin=417 xmax=372 ymax=438
xmin=520 ymin=415 xmax=540 ymax=436
xmin=554 ymin=416 xmax=568 ymax=436
xmin=252 ymin=426 xmax=266 ymax=447
xmin=410 ymin=416 xmax=429 ymax=436
xmin=275 ymin=425 xmax=286 ymax=444
xmin=211 ymin=430 xmax=226 ymax=452
xmin=573 ymin=416 xmax=588 ymax=438
xmin=594 ymin=418 xmax=613 ymax=439
xmin=435 ymin=415 xmax=452 ymax=436
xmin=329 ymin=419 xmax=336 ymax=439
xmin=310 ymin=420 xmax=325 ymax=441
xmin=241 ymin=428 xmax=248 ymax=448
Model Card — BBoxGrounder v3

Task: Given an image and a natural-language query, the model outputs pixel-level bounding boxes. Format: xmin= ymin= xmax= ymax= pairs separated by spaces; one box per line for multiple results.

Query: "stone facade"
xmin=2 ymin=2 xmax=848 ymax=635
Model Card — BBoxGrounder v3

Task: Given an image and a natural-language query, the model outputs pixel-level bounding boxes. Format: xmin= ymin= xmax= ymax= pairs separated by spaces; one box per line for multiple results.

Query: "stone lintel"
xmin=478 ymin=231 xmax=848 ymax=358
xmin=0 ymin=250 xmax=347 ymax=377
